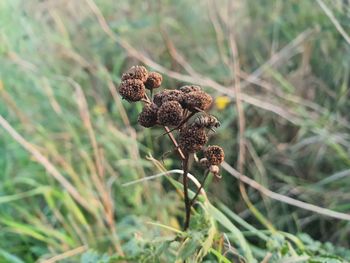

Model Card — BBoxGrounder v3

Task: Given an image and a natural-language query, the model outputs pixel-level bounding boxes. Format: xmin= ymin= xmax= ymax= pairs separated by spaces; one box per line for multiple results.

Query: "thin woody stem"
xmin=182 ymin=154 xmax=191 ymax=230
xmin=163 ymin=126 xmax=185 ymax=160
xmin=150 ymin=88 xmax=154 ymax=100
xmin=190 ymin=169 xmax=210 ymax=207
xmin=140 ymin=93 xmax=152 ymax=105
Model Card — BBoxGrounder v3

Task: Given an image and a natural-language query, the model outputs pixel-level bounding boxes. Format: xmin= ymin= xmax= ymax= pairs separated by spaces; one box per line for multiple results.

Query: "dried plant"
xmin=118 ymin=65 xmax=225 ymax=230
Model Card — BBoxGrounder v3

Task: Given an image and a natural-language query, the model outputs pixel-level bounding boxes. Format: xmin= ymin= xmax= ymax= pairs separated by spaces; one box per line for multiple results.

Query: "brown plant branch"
xmin=163 ymin=126 xmax=186 ymax=160
xmin=190 ymin=169 xmax=210 ymax=207
xmin=182 ymin=154 xmax=191 ymax=230
xmin=222 ymin=162 xmax=350 ymax=221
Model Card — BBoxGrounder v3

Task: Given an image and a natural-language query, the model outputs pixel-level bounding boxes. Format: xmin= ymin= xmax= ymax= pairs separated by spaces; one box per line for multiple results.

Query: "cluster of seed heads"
xmin=118 ymin=65 xmax=225 ymax=176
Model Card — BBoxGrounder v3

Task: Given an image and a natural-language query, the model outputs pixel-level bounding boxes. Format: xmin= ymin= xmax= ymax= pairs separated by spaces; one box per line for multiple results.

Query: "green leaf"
xmin=208 ymin=204 xmax=256 ymax=263
xmin=209 ymin=248 xmax=232 ymax=263
xmin=0 ymin=250 xmax=24 ymax=263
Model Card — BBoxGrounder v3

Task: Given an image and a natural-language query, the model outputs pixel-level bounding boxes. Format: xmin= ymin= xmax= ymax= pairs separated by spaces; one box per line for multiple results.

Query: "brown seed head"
xmin=179 ymin=126 xmax=208 ymax=153
xmin=183 ymin=91 xmax=213 ymax=111
xmin=204 ymin=145 xmax=225 ymax=165
xmin=153 ymin=92 xmax=164 ymax=107
xmin=119 ymin=79 xmax=145 ymax=102
xmin=157 ymin=101 xmax=183 ymax=126
xmin=153 ymin=89 xmax=185 ymax=107
xmin=179 ymin=85 xmax=201 ymax=93
xmin=138 ymin=103 xmax=158 ymax=128
xmin=162 ymin=90 xmax=185 ymax=105
xmin=121 ymin=65 xmax=148 ymax=82
xmin=145 ymin=72 xmax=162 ymax=90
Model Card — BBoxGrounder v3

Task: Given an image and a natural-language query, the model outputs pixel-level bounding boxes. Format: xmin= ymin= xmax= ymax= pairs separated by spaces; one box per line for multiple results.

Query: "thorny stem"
xmin=182 ymin=154 xmax=191 ymax=230
xmin=190 ymin=169 xmax=210 ymax=207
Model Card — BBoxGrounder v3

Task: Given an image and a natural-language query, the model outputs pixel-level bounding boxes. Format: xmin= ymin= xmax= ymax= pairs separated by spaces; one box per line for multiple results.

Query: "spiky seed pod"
xmin=121 ymin=65 xmax=148 ymax=82
xmin=157 ymin=101 xmax=183 ymax=126
xmin=204 ymin=145 xmax=225 ymax=165
xmin=119 ymin=79 xmax=145 ymax=102
xmin=145 ymin=72 xmax=162 ymax=90
xmin=183 ymin=91 xmax=213 ymax=111
xmin=179 ymin=126 xmax=208 ymax=153
xmin=153 ymin=89 xmax=185 ymax=107
xmin=179 ymin=85 xmax=201 ymax=93
xmin=138 ymin=103 xmax=158 ymax=127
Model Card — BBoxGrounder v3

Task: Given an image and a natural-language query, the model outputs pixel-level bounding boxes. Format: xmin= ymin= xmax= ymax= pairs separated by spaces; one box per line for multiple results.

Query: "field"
xmin=0 ymin=0 xmax=350 ymax=262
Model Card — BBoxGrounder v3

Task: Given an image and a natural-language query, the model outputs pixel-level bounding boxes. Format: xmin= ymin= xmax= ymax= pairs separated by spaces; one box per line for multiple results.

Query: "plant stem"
xmin=190 ymin=169 xmax=210 ymax=207
xmin=163 ymin=126 xmax=185 ymax=160
xmin=182 ymin=154 xmax=191 ymax=230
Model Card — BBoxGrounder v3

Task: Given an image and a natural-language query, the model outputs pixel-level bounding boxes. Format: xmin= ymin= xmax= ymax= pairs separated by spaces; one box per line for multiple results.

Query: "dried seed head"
xmin=138 ymin=103 xmax=158 ymax=127
xmin=157 ymin=101 xmax=183 ymax=126
xmin=153 ymin=92 xmax=164 ymax=107
xmin=121 ymin=65 xmax=149 ymax=82
xmin=119 ymin=79 xmax=145 ymax=102
xmin=162 ymin=90 xmax=185 ymax=105
xmin=153 ymin=89 xmax=185 ymax=107
xmin=179 ymin=126 xmax=208 ymax=153
xmin=183 ymin=91 xmax=213 ymax=111
xmin=145 ymin=72 xmax=162 ymax=90
xmin=179 ymin=85 xmax=201 ymax=93
xmin=204 ymin=145 xmax=225 ymax=165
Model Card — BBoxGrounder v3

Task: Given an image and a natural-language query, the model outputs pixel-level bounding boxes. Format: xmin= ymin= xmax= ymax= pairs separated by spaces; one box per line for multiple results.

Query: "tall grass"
xmin=0 ymin=0 xmax=349 ymax=262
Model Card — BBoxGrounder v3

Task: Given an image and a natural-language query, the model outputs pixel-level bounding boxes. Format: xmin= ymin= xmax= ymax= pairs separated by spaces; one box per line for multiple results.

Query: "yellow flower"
xmin=93 ymin=105 xmax=107 ymax=115
xmin=215 ymin=96 xmax=230 ymax=110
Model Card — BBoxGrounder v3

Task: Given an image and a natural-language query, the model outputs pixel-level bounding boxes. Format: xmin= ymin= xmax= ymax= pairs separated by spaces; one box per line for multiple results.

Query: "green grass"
xmin=0 ymin=0 xmax=350 ymax=262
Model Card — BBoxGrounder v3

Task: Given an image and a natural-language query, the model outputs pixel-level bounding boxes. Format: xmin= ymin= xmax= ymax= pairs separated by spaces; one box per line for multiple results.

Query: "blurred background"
xmin=0 ymin=0 xmax=350 ymax=262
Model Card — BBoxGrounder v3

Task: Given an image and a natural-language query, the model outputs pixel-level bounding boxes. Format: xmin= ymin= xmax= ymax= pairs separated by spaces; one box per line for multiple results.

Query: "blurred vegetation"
xmin=0 ymin=0 xmax=350 ymax=262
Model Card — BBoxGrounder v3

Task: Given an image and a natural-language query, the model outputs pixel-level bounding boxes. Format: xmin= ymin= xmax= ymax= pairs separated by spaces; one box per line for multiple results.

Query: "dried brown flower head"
xmin=183 ymin=91 xmax=213 ymax=111
xmin=153 ymin=92 xmax=164 ymax=107
xmin=119 ymin=79 xmax=145 ymax=102
xmin=121 ymin=65 xmax=149 ymax=82
xmin=157 ymin=101 xmax=183 ymax=126
xmin=204 ymin=145 xmax=225 ymax=165
xmin=179 ymin=126 xmax=208 ymax=153
xmin=162 ymin=90 xmax=185 ymax=105
xmin=138 ymin=103 xmax=158 ymax=127
xmin=145 ymin=72 xmax=162 ymax=90
xmin=179 ymin=85 xmax=201 ymax=93
xmin=153 ymin=89 xmax=185 ymax=107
